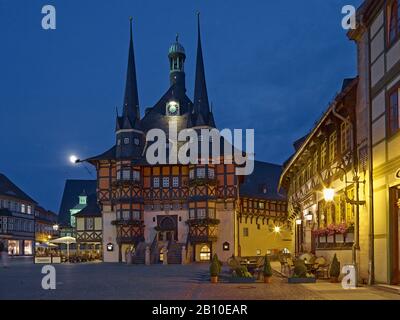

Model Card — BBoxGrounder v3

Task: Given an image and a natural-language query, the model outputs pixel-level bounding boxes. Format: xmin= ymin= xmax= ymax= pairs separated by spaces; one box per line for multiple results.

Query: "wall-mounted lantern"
xmin=106 ymin=243 xmax=114 ymax=252
xmin=223 ymin=242 xmax=230 ymax=251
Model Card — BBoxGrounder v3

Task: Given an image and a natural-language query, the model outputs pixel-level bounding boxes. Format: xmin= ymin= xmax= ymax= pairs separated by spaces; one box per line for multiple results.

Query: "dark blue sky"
xmin=0 ymin=0 xmax=362 ymax=212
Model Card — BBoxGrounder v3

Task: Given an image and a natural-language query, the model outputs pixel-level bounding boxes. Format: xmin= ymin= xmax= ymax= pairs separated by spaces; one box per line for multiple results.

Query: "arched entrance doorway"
xmin=157 ymin=216 xmax=178 ymax=241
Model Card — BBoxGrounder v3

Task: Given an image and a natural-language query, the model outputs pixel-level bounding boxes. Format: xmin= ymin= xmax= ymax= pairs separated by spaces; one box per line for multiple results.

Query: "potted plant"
xmin=210 ymin=254 xmax=220 ymax=283
xmin=263 ymin=255 xmax=273 ymax=283
xmin=329 ymin=254 xmax=340 ymax=283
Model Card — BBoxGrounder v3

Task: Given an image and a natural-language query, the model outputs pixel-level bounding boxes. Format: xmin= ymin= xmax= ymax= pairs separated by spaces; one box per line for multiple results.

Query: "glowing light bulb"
xmin=323 ymin=188 xmax=335 ymax=202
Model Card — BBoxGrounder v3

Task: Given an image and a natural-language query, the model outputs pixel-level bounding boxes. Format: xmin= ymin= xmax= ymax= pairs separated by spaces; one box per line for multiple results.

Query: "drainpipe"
xmin=366 ymin=32 xmax=375 ymax=286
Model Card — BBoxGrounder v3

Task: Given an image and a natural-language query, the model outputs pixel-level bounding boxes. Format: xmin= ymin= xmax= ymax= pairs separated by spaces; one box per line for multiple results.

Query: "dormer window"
xmin=79 ymin=195 xmax=87 ymax=205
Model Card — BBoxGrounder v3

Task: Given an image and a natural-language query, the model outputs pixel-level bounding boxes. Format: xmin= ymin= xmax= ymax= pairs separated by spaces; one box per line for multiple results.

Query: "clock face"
xmin=167 ymin=101 xmax=179 ymax=116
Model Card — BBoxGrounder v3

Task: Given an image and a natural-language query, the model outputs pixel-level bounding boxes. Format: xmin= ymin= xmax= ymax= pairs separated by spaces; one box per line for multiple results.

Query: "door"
xmin=390 ymin=186 xmax=400 ymax=284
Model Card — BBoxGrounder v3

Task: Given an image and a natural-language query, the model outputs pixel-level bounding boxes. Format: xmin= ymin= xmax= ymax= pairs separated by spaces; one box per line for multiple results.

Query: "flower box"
xmin=327 ymin=235 xmax=334 ymax=243
xmin=288 ymin=277 xmax=316 ymax=284
xmin=345 ymin=233 xmax=354 ymax=243
xmin=335 ymin=234 xmax=344 ymax=243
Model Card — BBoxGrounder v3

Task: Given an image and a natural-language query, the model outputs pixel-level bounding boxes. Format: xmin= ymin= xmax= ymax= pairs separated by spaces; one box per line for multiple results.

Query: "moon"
xmin=69 ymin=155 xmax=78 ymax=164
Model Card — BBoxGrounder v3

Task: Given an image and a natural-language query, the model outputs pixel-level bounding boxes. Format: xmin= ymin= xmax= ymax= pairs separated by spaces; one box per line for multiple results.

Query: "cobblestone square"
xmin=1 ymin=259 xmax=399 ymax=300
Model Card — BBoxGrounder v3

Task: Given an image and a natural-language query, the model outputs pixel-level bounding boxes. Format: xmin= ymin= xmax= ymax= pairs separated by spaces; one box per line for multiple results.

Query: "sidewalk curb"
xmin=373 ymin=284 xmax=400 ymax=295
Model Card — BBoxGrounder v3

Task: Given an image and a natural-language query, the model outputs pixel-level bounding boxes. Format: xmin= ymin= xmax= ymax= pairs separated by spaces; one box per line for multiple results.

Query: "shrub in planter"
xmin=233 ymin=265 xmax=253 ymax=278
xmin=263 ymin=255 xmax=273 ymax=283
xmin=212 ymin=253 xmax=222 ymax=274
xmin=210 ymin=258 xmax=220 ymax=284
xmin=329 ymin=254 xmax=340 ymax=283
xmin=293 ymin=259 xmax=307 ymax=278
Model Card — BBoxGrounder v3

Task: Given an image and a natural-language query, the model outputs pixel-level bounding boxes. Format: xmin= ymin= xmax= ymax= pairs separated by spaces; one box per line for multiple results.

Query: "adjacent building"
xmin=0 ymin=173 xmax=36 ymax=256
xmin=348 ymin=0 xmax=400 ymax=284
xmin=281 ymin=0 xmax=400 ymax=285
xmin=84 ymin=18 xmax=289 ymax=263
xmin=34 ymin=206 xmax=59 ymax=245
xmin=58 ymin=179 xmax=96 ymax=237
xmin=279 ymin=79 xmax=365 ymax=279
xmin=75 ymin=194 xmax=102 ymax=258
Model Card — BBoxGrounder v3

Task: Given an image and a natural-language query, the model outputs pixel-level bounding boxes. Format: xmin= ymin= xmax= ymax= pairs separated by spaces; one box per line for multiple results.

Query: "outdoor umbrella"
xmin=50 ymin=236 xmax=76 ymax=261
xmin=37 ymin=243 xmax=58 ymax=248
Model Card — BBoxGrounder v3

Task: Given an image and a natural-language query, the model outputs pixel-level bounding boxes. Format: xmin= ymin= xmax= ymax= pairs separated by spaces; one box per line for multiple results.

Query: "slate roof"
xmin=58 ymin=180 xmax=97 ymax=225
xmin=75 ymin=195 xmax=101 ymax=217
xmin=239 ymin=161 xmax=286 ymax=201
xmin=0 ymin=173 xmax=37 ymax=203
xmin=87 ymin=16 xmax=216 ymax=165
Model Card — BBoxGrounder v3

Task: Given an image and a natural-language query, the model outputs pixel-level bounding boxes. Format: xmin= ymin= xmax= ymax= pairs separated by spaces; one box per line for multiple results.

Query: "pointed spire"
xmin=122 ymin=17 xmax=140 ymax=129
xmin=193 ymin=13 xmax=214 ymax=127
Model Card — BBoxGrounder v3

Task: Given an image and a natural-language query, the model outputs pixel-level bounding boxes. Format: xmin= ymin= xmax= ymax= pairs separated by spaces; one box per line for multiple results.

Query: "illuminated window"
xmin=86 ymin=218 xmax=94 ymax=230
xmin=189 ymin=209 xmax=195 ymax=219
xmin=132 ymin=211 xmax=140 ymax=220
xmin=313 ymin=152 xmax=318 ymax=174
xmin=387 ymin=0 xmax=400 ymax=46
xmin=199 ymin=245 xmax=211 ymax=261
xmin=321 ymin=141 xmax=327 ymax=168
xmin=329 ymin=132 xmax=337 ymax=163
xmin=208 ymin=168 xmax=215 ymax=179
xmin=132 ymin=171 xmax=140 ymax=182
xmin=162 ymin=177 xmax=170 ymax=188
xmin=341 ymin=121 xmax=351 ymax=153
xmin=189 ymin=169 xmax=194 ymax=179
xmin=197 ymin=168 xmax=206 ymax=178
xmin=134 ymin=138 xmax=140 ymax=146
xmin=208 ymin=208 xmax=216 ymax=219
xmin=172 ymin=177 xmax=179 ymax=187
xmin=122 ymin=211 xmax=130 ymax=220
xmin=197 ymin=209 xmax=206 ymax=219
xmin=124 ymin=138 xmax=130 ymax=144
xmin=122 ymin=169 xmax=130 ymax=180
xmin=389 ymin=87 xmax=400 ymax=135
xmin=153 ymin=177 xmax=160 ymax=188
xmin=21 ymin=204 xmax=25 ymax=213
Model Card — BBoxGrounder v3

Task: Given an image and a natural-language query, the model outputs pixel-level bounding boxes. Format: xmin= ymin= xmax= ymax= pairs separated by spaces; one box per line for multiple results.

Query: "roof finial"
xmin=129 ymin=17 xmax=133 ymax=37
xmin=176 ymin=33 xmax=179 ymax=42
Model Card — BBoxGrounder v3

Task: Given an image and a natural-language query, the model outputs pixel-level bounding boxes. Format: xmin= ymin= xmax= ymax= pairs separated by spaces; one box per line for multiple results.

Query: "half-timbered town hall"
xmin=85 ymin=17 xmax=290 ymax=263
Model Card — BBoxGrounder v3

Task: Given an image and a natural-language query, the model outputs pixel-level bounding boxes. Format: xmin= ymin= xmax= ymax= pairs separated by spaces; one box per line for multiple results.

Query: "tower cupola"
xmin=168 ymin=34 xmax=186 ymax=89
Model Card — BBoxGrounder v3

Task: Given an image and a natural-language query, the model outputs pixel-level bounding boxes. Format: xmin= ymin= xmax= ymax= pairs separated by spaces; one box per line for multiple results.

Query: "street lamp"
xmin=319 ymin=165 xmax=365 ymax=287
xmin=273 ymin=226 xmax=281 ymax=233
xmin=323 ymin=188 xmax=335 ymax=202
xmin=69 ymin=155 xmax=79 ymax=164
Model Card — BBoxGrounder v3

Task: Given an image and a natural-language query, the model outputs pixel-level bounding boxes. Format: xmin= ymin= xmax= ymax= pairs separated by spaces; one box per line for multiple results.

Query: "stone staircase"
xmin=167 ymin=241 xmax=183 ymax=264
xmin=151 ymin=239 xmax=169 ymax=264
xmin=132 ymin=242 xmax=146 ymax=264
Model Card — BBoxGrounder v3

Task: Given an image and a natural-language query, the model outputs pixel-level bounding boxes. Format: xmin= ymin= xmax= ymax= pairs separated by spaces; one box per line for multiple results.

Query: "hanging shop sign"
xmin=395 ymin=169 xmax=400 ymax=180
